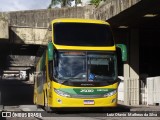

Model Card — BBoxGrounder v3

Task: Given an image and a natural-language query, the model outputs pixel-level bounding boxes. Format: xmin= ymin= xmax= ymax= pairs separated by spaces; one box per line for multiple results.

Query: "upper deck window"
xmin=53 ymin=23 xmax=114 ymax=46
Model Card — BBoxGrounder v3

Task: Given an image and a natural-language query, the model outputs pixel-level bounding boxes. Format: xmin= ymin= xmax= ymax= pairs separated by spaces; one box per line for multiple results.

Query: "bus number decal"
xmin=80 ymin=89 xmax=94 ymax=93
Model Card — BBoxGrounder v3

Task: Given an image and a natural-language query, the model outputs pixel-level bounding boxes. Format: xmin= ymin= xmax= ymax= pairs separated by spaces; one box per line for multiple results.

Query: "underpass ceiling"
xmin=1 ymin=44 xmax=40 ymax=71
xmin=107 ymin=0 xmax=160 ymax=76
xmin=9 ymin=44 xmax=39 ymax=55
xmin=8 ymin=44 xmax=40 ymax=67
xmin=108 ymin=0 xmax=160 ymax=29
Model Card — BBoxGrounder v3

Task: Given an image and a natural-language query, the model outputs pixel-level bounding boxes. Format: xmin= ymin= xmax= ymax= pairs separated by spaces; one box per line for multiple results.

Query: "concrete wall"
xmin=9 ymin=7 xmax=86 ymax=28
xmin=10 ymin=27 xmax=48 ymax=44
xmin=0 ymin=13 xmax=9 ymax=39
xmin=8 ymin=7 xmax=93 ymax=44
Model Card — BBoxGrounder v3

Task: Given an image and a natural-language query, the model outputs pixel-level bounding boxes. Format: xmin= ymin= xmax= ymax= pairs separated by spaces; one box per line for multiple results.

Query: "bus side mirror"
xmin=48 ymin=41 xmax=54 ymax=61
xmin=116 ymin=44 xmax=127 ymax=62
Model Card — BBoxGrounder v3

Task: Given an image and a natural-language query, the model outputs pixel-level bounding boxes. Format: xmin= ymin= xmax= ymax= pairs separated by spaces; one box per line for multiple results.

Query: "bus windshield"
xmin=55 ymin=51 xmax=117 ymax=82
xmin=53 ymin=23 xmax=114 ymax=46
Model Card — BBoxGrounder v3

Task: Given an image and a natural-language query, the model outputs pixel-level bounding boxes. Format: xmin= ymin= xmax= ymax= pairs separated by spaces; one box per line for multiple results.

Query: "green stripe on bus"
xmin=57 ymin=88 xmax=116 ymax=95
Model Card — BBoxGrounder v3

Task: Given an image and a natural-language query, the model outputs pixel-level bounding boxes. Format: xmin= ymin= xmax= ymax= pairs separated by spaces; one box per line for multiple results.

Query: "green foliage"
xmin=90 ymin=0 xmax=107 ymax=7
xmin=90 ymin=0 xmax=101 ymax=6
xmin=48 ymin=0 xmax=60 ymax=8
xmin=75 ymin=0 xmax=82 ymax=6
xmin=48 ymin=0 xmax=81 ymax=8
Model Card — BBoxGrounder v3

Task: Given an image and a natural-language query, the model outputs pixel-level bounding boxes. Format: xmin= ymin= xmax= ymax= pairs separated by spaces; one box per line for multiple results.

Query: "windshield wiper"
xmin=57 ymin=77 xmax=71 ymax=84
xmin=58 ymin=77 xmax=85 ymax=83
xmin=61 ymin=80 xmax=69 ymax=84
xmin=72 ymin=77 xmax=85 ymax=79
xmin=94 ymin=75 xmax=114 ymax=81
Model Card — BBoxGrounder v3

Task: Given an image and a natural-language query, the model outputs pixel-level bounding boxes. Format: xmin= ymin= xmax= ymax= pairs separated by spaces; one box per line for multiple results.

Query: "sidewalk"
xmin=118 ymin=101 xmax=160 ymax=112
xmin=129 ymin=105 xmax=160 ymax=111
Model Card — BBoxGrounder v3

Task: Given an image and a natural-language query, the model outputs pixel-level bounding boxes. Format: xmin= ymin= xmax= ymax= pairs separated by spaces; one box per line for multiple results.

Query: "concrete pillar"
xmin=124 ymin=29 xmax=139 ymax=105
xmin=124 ymin=63 xmax=130 ymax=105
xmin=129 ymin=29 xmax=139 ymax=105
xmin=29 ymin=73 xmax=34 ymax=83
xmin=29 ymin=69 xmax=34 ymax=83
xmin=130 ymin=29 xmax=139 ymax=79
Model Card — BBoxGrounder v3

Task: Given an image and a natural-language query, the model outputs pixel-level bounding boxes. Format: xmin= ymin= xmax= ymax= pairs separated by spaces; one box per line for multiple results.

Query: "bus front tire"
xmin=44 ymin=106 xmax=52 ymax=113
xmin=44 ymin=92 xmax=52 ymax=113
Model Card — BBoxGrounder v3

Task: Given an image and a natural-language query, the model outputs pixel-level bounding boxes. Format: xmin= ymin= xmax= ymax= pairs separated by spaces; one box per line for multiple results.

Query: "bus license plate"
xmin=84 ymin=100 xmax=94 ymax=105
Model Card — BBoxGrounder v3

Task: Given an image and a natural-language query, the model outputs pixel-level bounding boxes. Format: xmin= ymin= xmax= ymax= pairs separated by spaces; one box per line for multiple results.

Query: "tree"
xmin=90 ymin=0 xmax=105 ymax=7
xmin=75 ymin=0 xmax=82 ymax=7
xmin=48 ymin=0 xmax=81 ymax=8
xmin=48 ymin=0 xmax=61 ymax=8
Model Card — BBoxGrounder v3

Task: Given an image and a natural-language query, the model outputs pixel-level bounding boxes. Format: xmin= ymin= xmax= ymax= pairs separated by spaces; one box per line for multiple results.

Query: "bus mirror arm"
xmin=48 ymin=41 xmax=54 ymax=61
xmin=116 ymin=44 xmax=127 ymax=62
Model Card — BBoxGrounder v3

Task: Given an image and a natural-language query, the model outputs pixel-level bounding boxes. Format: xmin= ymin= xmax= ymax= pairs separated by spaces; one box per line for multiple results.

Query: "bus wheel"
xmin=44 ymin=92 xmax=52 ymax=113
xmin=44 ymin=105 xmax=52 ymax=113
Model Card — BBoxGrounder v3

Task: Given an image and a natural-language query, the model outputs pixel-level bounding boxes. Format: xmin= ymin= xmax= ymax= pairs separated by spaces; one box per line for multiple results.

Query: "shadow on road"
xmin=38 ymin=105 xmax=131 ymax=117
xmin=0 ymin=79 xmax=34 ymax=106
xmin=49 ymin=105 xmax=130 ymax=114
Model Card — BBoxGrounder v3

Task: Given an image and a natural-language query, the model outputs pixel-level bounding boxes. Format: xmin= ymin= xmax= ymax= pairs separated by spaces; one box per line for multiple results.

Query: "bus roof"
xmin=50 ymin=18 xmax=115 ymax=51
xmin=51 ymin=18 xmax=110 ymax=25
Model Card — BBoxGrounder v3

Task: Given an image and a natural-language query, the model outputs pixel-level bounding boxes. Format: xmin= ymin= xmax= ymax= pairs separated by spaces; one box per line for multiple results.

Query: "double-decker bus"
xmin=33 ymin=18 xmax=127 ymax=112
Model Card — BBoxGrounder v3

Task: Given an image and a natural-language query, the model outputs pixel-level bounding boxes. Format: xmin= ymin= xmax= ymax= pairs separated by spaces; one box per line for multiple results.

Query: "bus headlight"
xmin=54 ymin=88 xmax=71 ymax=98
xmin=103 ymin=90 xmax=117 ymax=97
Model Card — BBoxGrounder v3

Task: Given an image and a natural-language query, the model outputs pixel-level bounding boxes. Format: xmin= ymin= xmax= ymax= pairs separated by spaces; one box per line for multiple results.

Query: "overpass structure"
xmin=0 ymin=0 xmax=140 ymax=44
xmin=0 ymin=0 xmax=160 ymax=105
xmin=0 ymin=0 xmax=140 ymax=70
xmin=0 ymin=0 xmax=140 ymax=78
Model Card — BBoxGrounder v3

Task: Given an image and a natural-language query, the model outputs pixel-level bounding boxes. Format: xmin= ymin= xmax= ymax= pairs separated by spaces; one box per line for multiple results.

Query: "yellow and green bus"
xmin=33 ymin=18 xmax=127 ymax=112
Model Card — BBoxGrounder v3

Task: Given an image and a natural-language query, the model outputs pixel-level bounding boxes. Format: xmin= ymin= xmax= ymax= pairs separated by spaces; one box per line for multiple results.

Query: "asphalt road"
xmin=1 ymin=105 xmax=160 ymax=120
xmin=0 ymin=78 xmax=160 ymax=120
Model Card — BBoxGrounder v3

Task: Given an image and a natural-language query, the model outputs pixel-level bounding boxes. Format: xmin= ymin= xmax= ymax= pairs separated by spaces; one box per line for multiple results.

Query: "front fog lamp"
xmin=54 ymin=88 xmax=71 ymax=98
xmin=103 ymin=90 xmax=117 ymax=97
